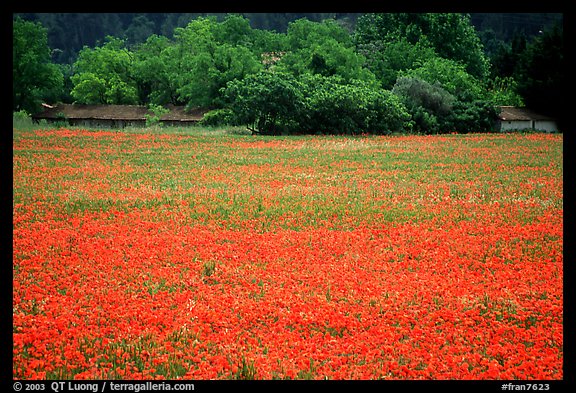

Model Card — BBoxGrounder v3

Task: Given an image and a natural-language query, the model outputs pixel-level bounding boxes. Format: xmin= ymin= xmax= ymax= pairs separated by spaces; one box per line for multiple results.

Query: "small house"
xmin=32 ymin=103 xmax=206 ymax=128
xmin=498 ymin=106 xmax=558 ymax=133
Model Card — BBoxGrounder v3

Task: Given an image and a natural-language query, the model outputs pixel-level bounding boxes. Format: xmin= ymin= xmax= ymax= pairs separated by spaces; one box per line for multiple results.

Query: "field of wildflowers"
xmin=13 ymin=128 xmax=563 ymax=380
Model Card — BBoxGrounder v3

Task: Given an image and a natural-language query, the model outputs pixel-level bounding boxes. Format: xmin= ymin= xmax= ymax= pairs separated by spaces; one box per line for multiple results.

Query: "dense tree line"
xmin=14 ymin=13 xmax=359 ymax=64
xmin=14 ymin=13 xmax=561 ymax=65
xmin=13 ymin=13 xmax=564 ymax=134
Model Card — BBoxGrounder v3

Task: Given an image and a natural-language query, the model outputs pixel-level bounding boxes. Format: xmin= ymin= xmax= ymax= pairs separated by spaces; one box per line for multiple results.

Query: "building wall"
xmin=499 ymin=120 xmax=558 ymax=133
xmin=40 ymin=118 xmax=146 ymax=128
xmin=533 ymin=120 xmax=558 ymax=133
xmin=499 ymin=120 xmax=533 ymax=132
xmin=34 ymin=118 xmax=200 ymax=129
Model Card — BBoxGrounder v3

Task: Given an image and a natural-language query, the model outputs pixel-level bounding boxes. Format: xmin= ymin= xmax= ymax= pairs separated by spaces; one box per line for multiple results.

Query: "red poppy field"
xmin=13 ymin=128 xmax=563 ymax=380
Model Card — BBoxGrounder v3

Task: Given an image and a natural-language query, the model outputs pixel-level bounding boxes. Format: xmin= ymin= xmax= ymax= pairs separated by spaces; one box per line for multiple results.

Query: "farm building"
xmin=32 ymin=103 xmax=207 ymax=128
xmin=497 ymin=106 xmax=558 ymax=132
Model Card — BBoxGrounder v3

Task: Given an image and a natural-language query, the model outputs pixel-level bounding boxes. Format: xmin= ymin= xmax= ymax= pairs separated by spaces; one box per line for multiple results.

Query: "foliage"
xmin=125 ymin=15 xmax=156 ymax=47
xmin=399 ymin=62 xmax=498 ymax=133
xmin=399 ymin=57 xmax=486 ymax=102
xmin=276 ymin=19 xmax=376 ymax=84
xmin=199 ymin=108 xmax=236 ymax=127
xmin=486 ymin=76 xmax=524 ymax=107
xmin=355 ymin=13 xmax=490 ymax=80
xmin=14 ymin=13 xmax=561 ymax=65
xmin=357 ymin=37 xmax=437 ymax=89
xmin=222 ymin=71 xmax=305 ymax=135
xmin=133 ymin=15 xmax=263 ymax=109
xmin=132 ymin=35 xmax=177 ymax=105
xmin=514 ymin=23 xmax=564 ymax=127
xmin=222 ymin=71 xmax=410 ymax=135
xmin=392 ymin=77 xmax=455 ymax=134
xmin=13 ymin=17 xmax=64 ymax=113
xmin=13 ymin=13 xmax=564 ymax=134
xmin=482 ymin=31 xmax=527 ymax=79
xmin=144 ymin=104 xmax=170 ymax=127
xmin=301 ymin=74 xmax=410 ymax=134
xmin=444 ymin=100 xmax=499 ymax=133
xmin=12 ymin=110 xmax=35 ymax=131
xmin=70 ymin=37 xmax=138 ymax=105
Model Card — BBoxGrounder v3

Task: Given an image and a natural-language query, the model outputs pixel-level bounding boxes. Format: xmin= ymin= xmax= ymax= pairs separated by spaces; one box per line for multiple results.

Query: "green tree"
xmin=487 ymin=31 xmax=528 ymax=79
xmin=392 ymin=76 xmax=455 ymax=134
xmin=134 ymin=15 xmax=270 ymax=108
xmin=172 ymin=16 xmax=262 ymax=109
xmin=424 ymin=13 xmax=490 ymax=81
xmin=445 ymin=100 xmax=498 ymax=133
xmin=13 ymin=17 xmax=63 ymax=113
xmin=286 ymin=18 xmax=351 ymax=49
xmin=514 ymin=23 xmax=564 ymax=127
xmin=132 ymin=35 xmax=178 ymax=105
xmin=302 ymin=74 xmax=410 ymax=134
xmin=355 ymin=13 xmax=490 ymax=81
xmin=222 ymin=71 xmax=305 ymax=135
xmin=214 ymin=14 xmax=255 ymax=47
xmin=396 ymin=60 xmax=499 ymax=133
xmin=125 ymin=14 xmax=156 ymax=47
xmin=277 ymin=18 xmax=376 ymax=84
xmin=485 ymin=76 xmax=524 ymax=106
xmin=400 ymin=57 xmax=486 ymax=102
xmin=221 ymin=71 xmax=410 ymax=135
xmin=70 ymin=37 xmax=138 ymax=104
xmin=357 ymin=36 xmax=437 ymax=89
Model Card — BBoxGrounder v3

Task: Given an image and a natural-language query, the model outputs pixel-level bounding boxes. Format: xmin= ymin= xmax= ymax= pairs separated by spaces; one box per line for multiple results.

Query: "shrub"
xmin=13 ymin=110 xmax=35 ymax=130
xmin=222 ymin=71 xmax=411 ymax=135
xmin=302 ymin=75 xmax=410 ymax=134
xmin=222 ymin=71 xmax=306 ymax=135
xmin=392 ymin=76 xmax=455 ymax=134
xmin=393 ymin=75 xmax=499 ymax=134
xmin=145 ymin=104 xmax=169 ymax=128
xmin=445 ymin=100 xmax=499 ymax=133
xmin=199 ymin=108 xmax=236 ymax=127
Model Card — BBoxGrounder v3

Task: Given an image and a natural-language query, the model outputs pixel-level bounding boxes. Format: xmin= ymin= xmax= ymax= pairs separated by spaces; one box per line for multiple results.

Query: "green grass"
xmin=13 ymin=123 xmax=563 ymax=232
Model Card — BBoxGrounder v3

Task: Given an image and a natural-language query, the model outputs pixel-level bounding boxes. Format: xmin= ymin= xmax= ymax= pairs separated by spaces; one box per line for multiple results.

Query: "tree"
xmin=399 ymin=57 xmax=486 ymax=102
xmin=13 ymin=17 xmax=63 ymax=113
xmin=514 ymin=23 xmax=564 ymax=128
xmin=70 ymin=37 xmax=138 ymax=104
xmin=214 ymin=14 xmax=255 ymax=47
xmin=125 ymin=15 xmax=156 ymax=47
xmin=277 ymin=18 xmax=376 ymax=84
xmin=487 ymin=31 xmax=528 ymax=79
xmin=392 ymin=76 xmax=455 ymax=134
xmin=221 ymin=71 xmax=410 ymax=135
xmin=222 ymin=71 xmax=305 ymax=135
xmin=286 ymin=18 xmax=351 ymax=49
xmin=485 ymin=76 xmax=524 ymax=107
xmin=14 ymin=13 xmax=125 ymax=64
xmin=395 ymin=60 xmax=499 ymax=133
xmin=445 ymin=100 xmax=498 ymax=133
xmin=424 ymin=13 xmax=490 ymax=81
xmin=171 ymin=15 xmax=263 ymax=109
xmin=132 ymin=35 xmax=178 ymax=105
xmin=356 ymin=36 xmax=437 ymax=89
xmin=134 ymin=15 xmax=278 ymax=109
xmin=302 ymin=74 xmax=410 ymax=134
xmin=355 ymin=13 xmax=490 ymax=81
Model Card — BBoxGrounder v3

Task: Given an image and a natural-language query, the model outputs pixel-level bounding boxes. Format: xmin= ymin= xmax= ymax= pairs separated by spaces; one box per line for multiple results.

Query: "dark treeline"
xmin=15 ymin=13 xmax=361 ymax=64
xmin=15 ymin=13 xmax=561 ymax=65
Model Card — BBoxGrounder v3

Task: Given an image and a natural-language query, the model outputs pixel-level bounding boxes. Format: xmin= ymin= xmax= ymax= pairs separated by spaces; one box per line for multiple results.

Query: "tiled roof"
xmin=498 ymin=106 xmax=554 ymax=121
xmin=32 ymin=104 xmax=206 ymax=122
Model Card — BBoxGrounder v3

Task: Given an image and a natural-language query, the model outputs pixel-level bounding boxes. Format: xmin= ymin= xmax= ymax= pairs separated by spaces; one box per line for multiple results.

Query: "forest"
xmin=13 ymin=13 xmax=564 ymax=134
